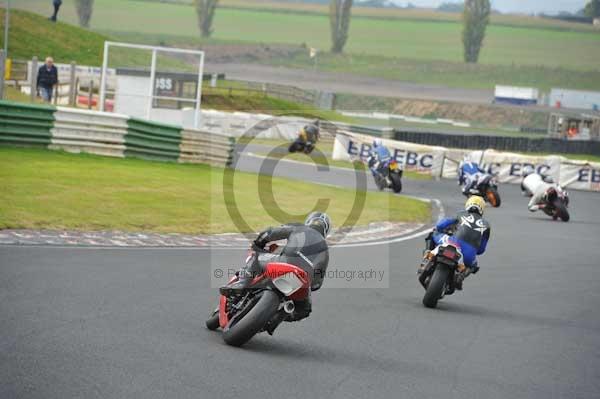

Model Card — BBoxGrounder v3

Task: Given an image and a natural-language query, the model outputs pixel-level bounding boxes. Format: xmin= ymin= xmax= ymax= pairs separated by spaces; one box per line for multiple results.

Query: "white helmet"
xmin=373 ymin=139 xmax=383 ymax=148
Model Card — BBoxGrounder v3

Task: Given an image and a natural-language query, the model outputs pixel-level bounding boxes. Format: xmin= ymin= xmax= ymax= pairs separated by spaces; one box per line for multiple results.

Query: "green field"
xmin=202 ymin=83 xmax=357 ymax=121
xmin=0 ymin=8 xmax=107 ymax=65
xmin=8 ymin=0 xmax=600 ymax=90
xmin=13 ymin=1 xmax=600 ymax=70
xmin=10 ymin=0 xmax=600 ymax=91
xmin=0 ymin=8 xmax=356 ymax=120
xmin=265 ymin=52 xmax=600 ymax=91
xmin=0 ymin=147 xmax=430 ymax=233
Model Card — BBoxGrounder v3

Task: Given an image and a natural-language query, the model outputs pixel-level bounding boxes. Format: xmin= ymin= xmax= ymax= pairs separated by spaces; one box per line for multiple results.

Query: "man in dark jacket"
xmin=37 ymin=57 xmax=59 ymax=102
xmin=50 ymin=0 xmax=62 ymax=22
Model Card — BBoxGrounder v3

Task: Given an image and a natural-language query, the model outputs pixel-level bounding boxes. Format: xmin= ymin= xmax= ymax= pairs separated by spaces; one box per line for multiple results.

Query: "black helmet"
xmin=304 ymin=212 xmax=331 ymax=238
xmin=304 ymin=124 xmax=319 ymax=137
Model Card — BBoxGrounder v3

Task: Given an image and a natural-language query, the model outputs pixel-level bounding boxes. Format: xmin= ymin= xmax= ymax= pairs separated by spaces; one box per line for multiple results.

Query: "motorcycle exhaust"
xmin=283 ymin=300 xmax=295 ymax=314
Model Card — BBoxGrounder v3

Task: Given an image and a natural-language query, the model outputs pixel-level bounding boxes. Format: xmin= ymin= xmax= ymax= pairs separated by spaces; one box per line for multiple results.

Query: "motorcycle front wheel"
xmin=423 ymin=265 xmax=450 ymax=309
xmin=374 ymin=175 xmax=386 ymax=191
xmin=222 ymin=290 xmax=280 ymax=347
xmin=390 ymin=172 xmax=402 ymax=193
xmin=288 ymin=142 xmax=302 ymax=153
xmin=554 ymin=201 xmax=570 ymax=222
xmin=205 ymin=308 xmax=220 ymax=331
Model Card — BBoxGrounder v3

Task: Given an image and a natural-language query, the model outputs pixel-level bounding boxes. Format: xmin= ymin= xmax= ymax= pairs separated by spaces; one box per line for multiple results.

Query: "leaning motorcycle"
xmin=465 ymin=173 xmax=501 ymax=207
xmin=541 ymin=187 xmax=570 ymax=222
xmin=372 ymin=159 xmax=403 ymax=193
xmin=206 ymin=245 xmax=311 ymax=347
xmin=289 ymin=131 xmax=317 ymax=154
xmin=418 ymin=232 xmax=468 ymax=308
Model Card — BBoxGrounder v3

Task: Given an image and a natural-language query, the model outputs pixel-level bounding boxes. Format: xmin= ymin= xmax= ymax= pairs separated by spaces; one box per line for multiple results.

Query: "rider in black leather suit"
xmin=220 ymin=212 xmax=331 ymax=320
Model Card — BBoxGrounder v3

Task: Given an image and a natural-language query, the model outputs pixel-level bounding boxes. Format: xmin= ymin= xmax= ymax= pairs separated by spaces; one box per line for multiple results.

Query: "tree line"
xmin=70 ymin=0 xmax=600 ymax=65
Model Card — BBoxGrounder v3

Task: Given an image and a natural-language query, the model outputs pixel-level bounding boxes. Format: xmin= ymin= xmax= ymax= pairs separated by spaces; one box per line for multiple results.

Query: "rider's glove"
xmin=254 ymin=231 xmax=269 ymax=249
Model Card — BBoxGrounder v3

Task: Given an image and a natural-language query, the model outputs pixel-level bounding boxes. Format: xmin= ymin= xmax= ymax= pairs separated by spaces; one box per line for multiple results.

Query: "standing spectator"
xmin=50 ymin=0 xmax=62 ymax=22
xmin=37 ymin=57 xmax=59 ymax=103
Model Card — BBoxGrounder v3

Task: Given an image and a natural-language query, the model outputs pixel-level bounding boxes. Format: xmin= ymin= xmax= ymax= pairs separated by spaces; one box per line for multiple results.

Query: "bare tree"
xmin=462 ymin=0 xmax=491 ymax=63
xmin=195 ymin=0 xmax=219 ymax=38
xmin=75 ymin=0 xmax=94 ymax=28
xmin=329 ymin=0 xmax=353 ymax=54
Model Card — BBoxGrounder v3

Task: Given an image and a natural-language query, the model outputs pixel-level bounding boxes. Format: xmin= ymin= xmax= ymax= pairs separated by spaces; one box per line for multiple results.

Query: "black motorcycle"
xmin=465 ymin=174 xmax=501 ymax=208
xmin=289 ymin=124 xmax=319 ymax=154
xmin=288 ymin=137 xmax=315 ymax=154
xmin=371 ymin=159 xmax=403 ymax=193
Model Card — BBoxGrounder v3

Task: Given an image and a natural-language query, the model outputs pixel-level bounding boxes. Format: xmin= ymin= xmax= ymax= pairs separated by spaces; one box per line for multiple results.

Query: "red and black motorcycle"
xmin=206 ymin=246 xmax=311 ymax=347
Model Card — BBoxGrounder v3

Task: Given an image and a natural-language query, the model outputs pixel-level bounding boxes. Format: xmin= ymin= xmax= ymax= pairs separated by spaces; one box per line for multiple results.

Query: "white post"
xmin=99 ymin=42 xmax=109 ymax=112
xmin=30 ymin=56 xmax=38 ymax=103
xmin=68 ymin=61 xmax=76 ymax=106
xmin=147 ymin=49 xmax=157 ymax=120
xmin=193 ymin=52 xmax=204 ymax=129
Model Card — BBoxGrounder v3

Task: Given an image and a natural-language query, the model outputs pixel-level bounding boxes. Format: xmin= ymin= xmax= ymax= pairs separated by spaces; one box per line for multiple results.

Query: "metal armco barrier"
xmin=50 ymin=108 xmax=128 ymax=158
xmin=0 ymin=101 xmax=55 ymax=147
xmin=125 ymin=118 xmax=182 ymax=162
xmin=0 ymin=100 xmax=235 ymax=168
xmin=180 ymin=129 xmax=234 ymax=166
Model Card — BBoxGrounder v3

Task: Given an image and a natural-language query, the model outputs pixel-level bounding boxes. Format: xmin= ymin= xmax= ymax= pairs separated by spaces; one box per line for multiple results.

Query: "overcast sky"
xmin=388 ymin=1 xmax=588 ymax=14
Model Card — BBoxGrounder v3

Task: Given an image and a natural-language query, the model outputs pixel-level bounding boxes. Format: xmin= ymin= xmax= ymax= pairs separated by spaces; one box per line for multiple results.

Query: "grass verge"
xmin=0 ymin=147 xmax=431 ymax=234
xmin=265 ymin=52 xmax=600 ymax=92
xmin=201 ymin=85 xmax=357 ymax=123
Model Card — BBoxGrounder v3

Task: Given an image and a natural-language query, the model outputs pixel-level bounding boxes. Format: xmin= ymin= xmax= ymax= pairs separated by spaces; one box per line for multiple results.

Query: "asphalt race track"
xmin=2 ymin=152 xmax=600 ymax=399
xmin=205 ymin=63 xmax=493 ymax=105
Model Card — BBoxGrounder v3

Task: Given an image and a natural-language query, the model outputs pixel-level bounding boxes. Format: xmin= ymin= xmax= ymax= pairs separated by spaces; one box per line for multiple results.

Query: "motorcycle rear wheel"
xmin=390 ymin=172 xmax=402 ymax=193
xmin=304 ymin=144 xmax=315 ymax=154
xmin=222 ymin=290 xmax=280 ymax=347
xmin=423 ymin=265 xmax=450 ymax=309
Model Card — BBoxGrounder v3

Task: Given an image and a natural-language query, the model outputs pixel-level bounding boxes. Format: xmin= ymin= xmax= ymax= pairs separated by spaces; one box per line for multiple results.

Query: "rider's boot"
xmin=290 ymin=296 xmax=312 ymax=322
xmin=418 ymin=231 xmax=436 ymax=276
xmin=455 ymin=265 xmax=479 ymax=290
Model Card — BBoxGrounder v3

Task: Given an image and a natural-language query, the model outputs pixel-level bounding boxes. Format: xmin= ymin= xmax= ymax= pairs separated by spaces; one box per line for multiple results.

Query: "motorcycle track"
xmin=1 ymin=151 xmax=600 ymax=399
